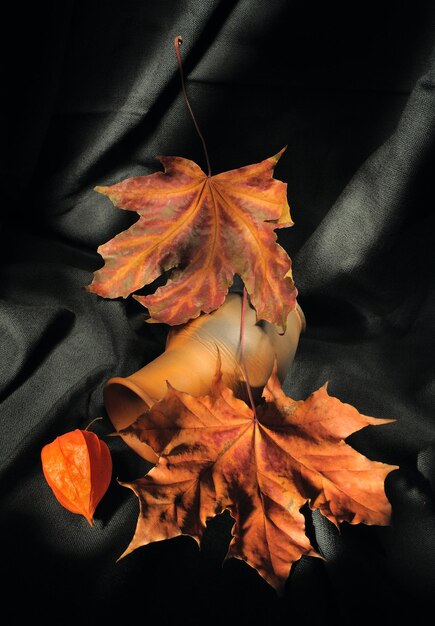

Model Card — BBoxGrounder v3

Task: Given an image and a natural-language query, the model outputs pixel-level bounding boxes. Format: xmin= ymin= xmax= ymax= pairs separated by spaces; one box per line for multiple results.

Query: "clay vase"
xmin=104 ymin=293 xmax=306 ymax=462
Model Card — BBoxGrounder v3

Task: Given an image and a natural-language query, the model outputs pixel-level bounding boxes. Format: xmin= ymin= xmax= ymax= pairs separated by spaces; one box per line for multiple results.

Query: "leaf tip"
xmin=272 ymin=145 xmax=288 ymax=163
xmin=106 ymin=430 xmax=120 ymax=438
xmin=165 ymin=379 xmax=175 ymax=392
xmin=94 ymin=185 xmax=110 ymax=196
xmin=116 ymin=546 xmax=133 ymax=562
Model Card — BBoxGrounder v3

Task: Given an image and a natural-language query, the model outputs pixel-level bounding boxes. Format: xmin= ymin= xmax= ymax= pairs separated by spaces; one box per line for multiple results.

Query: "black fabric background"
xmin=2 ymin=1 xmax=435 ymax=624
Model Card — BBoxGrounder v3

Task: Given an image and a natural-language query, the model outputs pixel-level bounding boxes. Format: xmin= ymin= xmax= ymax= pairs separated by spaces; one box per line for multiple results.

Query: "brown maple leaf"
xmin=87 ymin=149 xmax=296 ymax=330
xmin=118 ymin=362 xmax=397 ymax=591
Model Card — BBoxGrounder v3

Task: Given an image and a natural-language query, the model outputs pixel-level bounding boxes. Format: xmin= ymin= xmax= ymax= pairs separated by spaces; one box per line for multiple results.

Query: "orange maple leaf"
xmin=118 ymin=363 xmax=397 ymax=591
xmin=87 ymin=149 xmax=296 ymax=330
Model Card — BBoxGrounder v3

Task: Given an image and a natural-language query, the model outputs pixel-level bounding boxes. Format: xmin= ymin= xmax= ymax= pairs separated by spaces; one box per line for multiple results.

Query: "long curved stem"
xmin=174 ymin=35 xmax=212 ymax=177
xmin=174 ymin=36 xmax=254 ymax=415
xmin=240 ymin=288 xmax=258 ymax=420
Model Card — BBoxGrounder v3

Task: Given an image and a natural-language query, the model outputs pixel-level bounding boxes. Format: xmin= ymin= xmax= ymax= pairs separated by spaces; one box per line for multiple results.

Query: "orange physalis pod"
xmin=41 ymin=426 xmax=112 ymax=526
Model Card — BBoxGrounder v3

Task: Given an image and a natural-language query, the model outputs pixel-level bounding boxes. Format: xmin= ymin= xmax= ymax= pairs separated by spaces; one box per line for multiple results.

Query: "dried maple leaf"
xmin=87 ymin=149 xmax=296 ymax=330
xmin=118 ymin=363 xmax=397 ymax=591
xmin=41 ymin=428 xmax=112 ymax=526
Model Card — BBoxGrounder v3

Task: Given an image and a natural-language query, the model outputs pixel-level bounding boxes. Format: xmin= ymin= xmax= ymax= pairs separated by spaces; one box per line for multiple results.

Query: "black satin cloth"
xmin=2 ymin=2 xmax=435 ymax=624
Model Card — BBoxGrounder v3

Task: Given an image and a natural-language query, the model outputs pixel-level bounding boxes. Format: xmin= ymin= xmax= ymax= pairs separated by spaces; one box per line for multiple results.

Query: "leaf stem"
xmin=85 ymin=417 xmax=103 ymax=432
xmin=174 ymin=35 xmax=212 ymax=177
xmin=240 ymin=288 xmax=257 ymax=420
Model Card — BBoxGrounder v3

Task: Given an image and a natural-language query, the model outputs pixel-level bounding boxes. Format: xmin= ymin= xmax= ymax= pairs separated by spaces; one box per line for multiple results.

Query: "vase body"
xmin=104 ymin=294 xmax=305 ymax=462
